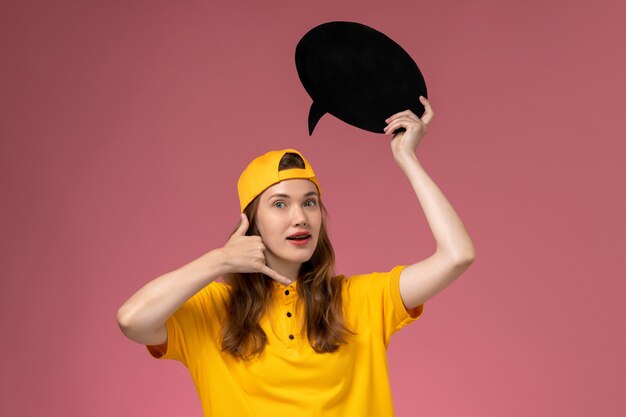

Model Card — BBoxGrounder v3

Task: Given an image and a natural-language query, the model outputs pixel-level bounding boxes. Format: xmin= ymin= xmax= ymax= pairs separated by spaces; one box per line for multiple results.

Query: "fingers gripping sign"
xmin=223 ymin=214 xmax=292 ymax=286
xmin=384 ymin=96 xmax=435 ymax=161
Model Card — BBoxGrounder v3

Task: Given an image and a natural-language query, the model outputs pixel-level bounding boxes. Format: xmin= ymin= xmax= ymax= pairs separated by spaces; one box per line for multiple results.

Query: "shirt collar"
xmin=272 ymin=279 xmax=298 ymax=291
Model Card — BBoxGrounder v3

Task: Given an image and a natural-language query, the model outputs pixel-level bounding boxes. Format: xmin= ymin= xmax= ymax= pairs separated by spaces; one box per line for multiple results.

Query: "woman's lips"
xmin=287 ymin=237 xmax=310 ymax=246
xmin=286 ymin=230 xmax=311 ymax=246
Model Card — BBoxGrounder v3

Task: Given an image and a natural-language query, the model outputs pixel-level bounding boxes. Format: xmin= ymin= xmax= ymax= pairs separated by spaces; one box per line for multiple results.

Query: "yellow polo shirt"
xmin=147 ymin=265 xmax=424 ymax=417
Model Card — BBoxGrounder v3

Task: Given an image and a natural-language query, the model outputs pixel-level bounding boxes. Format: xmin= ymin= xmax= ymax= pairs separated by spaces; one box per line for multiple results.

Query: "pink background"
xmin=2 ymin=1 xmax=625 ymax=416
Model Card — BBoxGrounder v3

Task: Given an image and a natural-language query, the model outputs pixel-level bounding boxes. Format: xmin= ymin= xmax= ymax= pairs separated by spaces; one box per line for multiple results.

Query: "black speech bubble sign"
xmin=296 ymin=21 xmax=428 ymax=135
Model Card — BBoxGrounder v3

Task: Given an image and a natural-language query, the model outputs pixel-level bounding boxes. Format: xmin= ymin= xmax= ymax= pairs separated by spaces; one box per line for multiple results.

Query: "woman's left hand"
xmin=384 ymin=96 xmax=434 ymax=163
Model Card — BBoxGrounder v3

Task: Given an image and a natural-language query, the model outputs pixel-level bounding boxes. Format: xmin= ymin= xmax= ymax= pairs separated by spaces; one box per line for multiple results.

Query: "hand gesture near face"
xmin=384 ymin=96 xmax=434 ymax=163
xmin=221 ymin=214 xmax=292 ymax=286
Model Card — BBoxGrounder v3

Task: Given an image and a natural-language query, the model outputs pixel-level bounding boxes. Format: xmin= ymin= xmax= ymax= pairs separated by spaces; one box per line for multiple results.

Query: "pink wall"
xmin=2 ymin=0 xmax=625 ymax=416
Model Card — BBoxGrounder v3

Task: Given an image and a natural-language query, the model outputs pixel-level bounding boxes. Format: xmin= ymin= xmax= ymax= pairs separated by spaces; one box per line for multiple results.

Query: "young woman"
xmin=117 ymin=96 xmax=475 ymax=417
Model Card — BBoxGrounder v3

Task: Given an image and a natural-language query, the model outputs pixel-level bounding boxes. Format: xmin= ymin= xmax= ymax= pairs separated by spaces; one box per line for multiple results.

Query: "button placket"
xmin=282 ymin=285 xmax=297 ymax=345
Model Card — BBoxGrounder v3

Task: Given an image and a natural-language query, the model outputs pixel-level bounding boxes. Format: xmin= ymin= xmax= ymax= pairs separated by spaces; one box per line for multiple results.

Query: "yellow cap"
xmin=237 ymin=149 xmax=321 ymax=212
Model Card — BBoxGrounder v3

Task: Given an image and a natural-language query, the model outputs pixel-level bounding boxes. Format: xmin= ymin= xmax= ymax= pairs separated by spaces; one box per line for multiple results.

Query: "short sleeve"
xmin=383 ymin=265 xmax=423 ymax=345
xmin=346 ymin=265 xmax=424 ymax=348
xmin=146 ymin=282 xmax=228 ymax=368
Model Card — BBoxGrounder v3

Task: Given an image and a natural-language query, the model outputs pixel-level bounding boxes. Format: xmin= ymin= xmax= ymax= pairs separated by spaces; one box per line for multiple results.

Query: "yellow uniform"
xmin=147 ymin=265 xmax=424 ymax=416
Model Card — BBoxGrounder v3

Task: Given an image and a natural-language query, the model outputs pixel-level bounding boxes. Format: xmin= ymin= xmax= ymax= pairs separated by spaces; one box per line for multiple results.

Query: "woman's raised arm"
xmin=116 ymin=214 xmax=290 ymax=345
xmin=116 ymin=248 xmax=230 ymax=345
xmin=384 ymin=97 xmax=476 ymax=309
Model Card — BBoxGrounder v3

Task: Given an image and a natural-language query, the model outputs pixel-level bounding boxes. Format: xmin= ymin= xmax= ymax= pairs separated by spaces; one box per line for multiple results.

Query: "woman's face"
xmin=255 ymin=179 xmax=322 ymax=274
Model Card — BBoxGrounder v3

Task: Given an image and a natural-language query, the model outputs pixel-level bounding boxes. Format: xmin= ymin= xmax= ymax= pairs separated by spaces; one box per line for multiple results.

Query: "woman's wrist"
xmin=179 ymin=248 xmax=231 ymax=284
xmin=393 ymin=150 xmax=419 ymax=169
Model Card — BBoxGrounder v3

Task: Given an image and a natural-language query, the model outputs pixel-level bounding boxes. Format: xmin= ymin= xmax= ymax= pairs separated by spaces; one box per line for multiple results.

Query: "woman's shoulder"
xmin=339 ymin=265 xmax=406 ymax=291
xmin=192 ymin=280 xmax=232 ymax=306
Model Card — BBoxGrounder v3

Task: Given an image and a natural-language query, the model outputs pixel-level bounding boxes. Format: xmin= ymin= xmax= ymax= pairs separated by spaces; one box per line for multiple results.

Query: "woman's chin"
xmin=275 ymin=249 xmax=315 ymax=266
xmin=283 ymin=252 xmax=314 ymax=265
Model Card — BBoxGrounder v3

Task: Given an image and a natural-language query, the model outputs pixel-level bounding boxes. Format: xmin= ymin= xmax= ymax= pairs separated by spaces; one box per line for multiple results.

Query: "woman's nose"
xmin=291 ymin=206 xmax=308 ymax=226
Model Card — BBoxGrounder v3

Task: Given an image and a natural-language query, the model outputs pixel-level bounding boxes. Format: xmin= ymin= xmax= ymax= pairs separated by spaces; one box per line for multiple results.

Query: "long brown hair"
xmin=221 ymin=153 xmax=356 ymax=360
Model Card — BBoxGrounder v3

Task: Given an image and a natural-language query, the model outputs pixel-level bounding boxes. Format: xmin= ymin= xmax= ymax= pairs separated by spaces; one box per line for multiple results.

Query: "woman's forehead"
xmin=261 ymin=179 xmax=319 ymax=199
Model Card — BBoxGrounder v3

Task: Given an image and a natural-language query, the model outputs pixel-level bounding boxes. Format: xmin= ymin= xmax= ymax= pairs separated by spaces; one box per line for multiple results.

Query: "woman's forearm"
xmin=396 ymin=152 xmax=476 ymax=262
xmin=116 ymin=248 xmax=229 ymax=337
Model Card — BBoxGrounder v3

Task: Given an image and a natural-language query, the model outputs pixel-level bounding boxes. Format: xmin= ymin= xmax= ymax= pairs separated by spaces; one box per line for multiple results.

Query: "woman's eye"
xmin=304 ymin=200 xmax=317 ymax=207
xmin=273 ymin=202 xmax=286 ymax=208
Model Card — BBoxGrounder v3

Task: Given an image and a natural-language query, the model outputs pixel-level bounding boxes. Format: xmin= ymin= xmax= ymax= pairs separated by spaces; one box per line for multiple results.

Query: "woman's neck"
xmin=265 ymin=256 xmax=301 ymax=285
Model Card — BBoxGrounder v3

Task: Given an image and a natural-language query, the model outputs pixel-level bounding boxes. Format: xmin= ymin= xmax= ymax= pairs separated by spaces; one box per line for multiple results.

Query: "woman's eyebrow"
xmin=268 ymin=191 xmax=319 ymax=199
xmin=268 ymin=193 xmax=290 ymax=199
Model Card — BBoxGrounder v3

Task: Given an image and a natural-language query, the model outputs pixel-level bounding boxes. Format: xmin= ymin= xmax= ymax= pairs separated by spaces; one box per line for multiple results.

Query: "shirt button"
xmin=286 ymin=312 xmax=292 ymax=317
xmin=284 ymin=290 xmax=290 ymax=295
xmin=289 ymin=335 xmax=294 ymax=340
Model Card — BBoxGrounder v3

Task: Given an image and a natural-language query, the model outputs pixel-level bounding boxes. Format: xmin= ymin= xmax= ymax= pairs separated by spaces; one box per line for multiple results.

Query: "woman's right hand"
xmin=220 ymin=214 xmax=292 ymax=286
